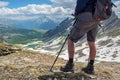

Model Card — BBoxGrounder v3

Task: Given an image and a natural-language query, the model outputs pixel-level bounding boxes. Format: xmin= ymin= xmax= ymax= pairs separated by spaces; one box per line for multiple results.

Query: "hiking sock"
xmin=68 ymin=58 xmax=73 ymax=63
xmin=89 ymin=60 xmax=94 ymax=65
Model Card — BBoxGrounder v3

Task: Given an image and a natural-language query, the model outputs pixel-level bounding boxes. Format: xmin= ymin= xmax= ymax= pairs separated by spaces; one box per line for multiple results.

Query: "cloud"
xmin=0 ymin=4 xmax=73 ymax=21
xmin=50 ymin=0 xmax=76 ymax=8
xmin=0 ymin=0 xmax=119 ymax=22
xmin=0 ymin=0 xmax=76 ymax=21
xmin=0 ymin=1 xmax=9 ymax=7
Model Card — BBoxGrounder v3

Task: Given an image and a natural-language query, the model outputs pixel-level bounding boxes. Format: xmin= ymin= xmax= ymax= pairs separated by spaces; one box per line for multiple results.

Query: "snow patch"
xmin=22 ymin=35 xmax=120 ymax=63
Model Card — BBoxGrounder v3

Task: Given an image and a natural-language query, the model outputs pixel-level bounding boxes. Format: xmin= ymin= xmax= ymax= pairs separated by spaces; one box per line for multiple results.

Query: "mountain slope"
xmin=30 ymin=12 xmax=120 ymax=63
xmin=44 ymin=12 xmax=120 ymax=41
xmin=33 ymin=27 xmax=120 ymax=62
xmin=44 ymin=18 xmax=73 ymax=41
xmin=0 ymin=43 xmax=120 ymax=80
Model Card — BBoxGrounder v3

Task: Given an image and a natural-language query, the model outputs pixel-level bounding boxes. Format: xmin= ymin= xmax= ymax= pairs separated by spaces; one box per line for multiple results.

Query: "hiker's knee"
xmin=68 ymin=38 xmax=74 ymax=44
xmin=87 ymin=41 xmax=96 ymax=48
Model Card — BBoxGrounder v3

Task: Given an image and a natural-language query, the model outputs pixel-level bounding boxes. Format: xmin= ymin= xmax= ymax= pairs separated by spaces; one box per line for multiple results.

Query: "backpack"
xmin=93 ymin=0 xmax=116 ymax=21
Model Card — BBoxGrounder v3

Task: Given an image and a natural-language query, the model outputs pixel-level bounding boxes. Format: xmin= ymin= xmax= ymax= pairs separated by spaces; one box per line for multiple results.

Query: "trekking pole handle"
xmin=112 ymin=3 xmax=117 ymax=7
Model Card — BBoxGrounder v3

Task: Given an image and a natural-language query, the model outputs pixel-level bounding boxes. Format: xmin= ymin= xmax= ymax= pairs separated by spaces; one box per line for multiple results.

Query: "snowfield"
xmin=22 ymin=33 xmax=120 ymax=63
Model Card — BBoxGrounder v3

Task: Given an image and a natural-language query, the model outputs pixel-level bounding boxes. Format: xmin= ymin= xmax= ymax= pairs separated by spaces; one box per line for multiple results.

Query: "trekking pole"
xmin=50 ymin=34 xmax=69 ymax=72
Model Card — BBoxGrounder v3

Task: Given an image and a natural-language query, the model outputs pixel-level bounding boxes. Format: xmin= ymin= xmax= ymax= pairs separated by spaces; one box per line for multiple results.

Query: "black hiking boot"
xmin=82 ymin=63 xmax=94 ymax=74
xmin=60 ymin=61 xmax=74 ymax=73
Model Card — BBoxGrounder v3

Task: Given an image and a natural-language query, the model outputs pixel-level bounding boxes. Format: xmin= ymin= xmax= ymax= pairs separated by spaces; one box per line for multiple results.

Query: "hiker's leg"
xmin=88 ymin=41 xmax=96 ymax=63
xmin=60 ymin=39 xmax=74 ymax=72
xmin=68 ymin=39 xmax=74 ymax=63
xmin=81 ymin=41 xmax=96 ymax=74
xmin=81 ymin=26 xmax=98 ymax=74
xmin=87 ymin=26 xmax=98 ymax=65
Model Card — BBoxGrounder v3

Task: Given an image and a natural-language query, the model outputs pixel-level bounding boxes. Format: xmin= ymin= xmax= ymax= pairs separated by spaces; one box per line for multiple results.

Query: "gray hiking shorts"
xmin=69 ymin=12 xmax=99 ymax=43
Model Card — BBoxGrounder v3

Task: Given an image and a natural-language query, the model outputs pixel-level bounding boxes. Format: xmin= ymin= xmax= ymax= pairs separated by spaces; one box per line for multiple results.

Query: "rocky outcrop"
xmin=0 ymin=43 xmax=21 ymax=56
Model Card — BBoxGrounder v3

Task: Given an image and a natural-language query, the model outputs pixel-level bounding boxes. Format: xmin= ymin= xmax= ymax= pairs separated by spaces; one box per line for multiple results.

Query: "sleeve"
xmin=74 ymin=0 xmax=89 ymax=16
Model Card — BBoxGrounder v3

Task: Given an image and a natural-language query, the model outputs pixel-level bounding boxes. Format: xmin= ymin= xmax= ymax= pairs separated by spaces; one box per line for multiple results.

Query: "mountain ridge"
xmin=0 ymin=16 xmax=58 ymax=30
xmin=44 ymin=12 xmax=120 ymax=41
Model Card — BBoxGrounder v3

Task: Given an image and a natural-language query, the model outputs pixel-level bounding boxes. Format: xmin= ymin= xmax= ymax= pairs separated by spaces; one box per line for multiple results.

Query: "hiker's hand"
xmin=71 ymin=14 xmax=77 ymax=17
xmin=71 ymin=14 xmax=77 ymax=19
xmin=71 ymin=14 xmax=75 ymax=16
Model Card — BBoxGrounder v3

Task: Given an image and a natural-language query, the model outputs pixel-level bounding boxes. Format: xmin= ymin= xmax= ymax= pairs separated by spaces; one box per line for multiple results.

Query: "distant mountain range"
xmin=0 ymin=12 xmax=120 ymax=44
xmin=0 ymin=15 xmax=59 ymax=44
xmin=0 ymin=16 xmax=58 ymax=30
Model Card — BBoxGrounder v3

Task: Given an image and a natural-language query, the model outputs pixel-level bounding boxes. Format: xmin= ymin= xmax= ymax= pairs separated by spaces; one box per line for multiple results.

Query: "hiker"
xmin=60 ymin=0 xmax=100 ymax=74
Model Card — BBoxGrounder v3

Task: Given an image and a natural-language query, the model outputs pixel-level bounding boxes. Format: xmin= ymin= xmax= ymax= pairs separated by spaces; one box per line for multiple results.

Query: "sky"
xmin=0 ymin=0 xmax=119 ymax=22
